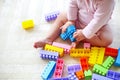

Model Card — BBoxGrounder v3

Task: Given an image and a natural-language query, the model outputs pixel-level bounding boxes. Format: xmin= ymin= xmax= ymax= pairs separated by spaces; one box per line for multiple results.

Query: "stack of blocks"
xmin=40 ymin=42 xmax=120 ymax=80
xmin=60 ymin=25 xmax=76 ymax=42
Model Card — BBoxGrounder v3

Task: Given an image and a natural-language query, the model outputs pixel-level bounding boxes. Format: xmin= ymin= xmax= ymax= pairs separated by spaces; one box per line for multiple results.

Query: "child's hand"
xmin=60 ymin=21 xmax=75 ymax=33
xmin=73 ymin=29 xmax=86 ymax=41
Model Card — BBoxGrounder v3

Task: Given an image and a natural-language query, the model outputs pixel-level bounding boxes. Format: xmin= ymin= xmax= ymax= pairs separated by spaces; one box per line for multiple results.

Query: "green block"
xmin=84 ymin=70 xmax=92 ymax=80
xmin=93 ymin=64 xmax=108 ymax=76
xmin=102 ymin=56 xmax=115 ymax=69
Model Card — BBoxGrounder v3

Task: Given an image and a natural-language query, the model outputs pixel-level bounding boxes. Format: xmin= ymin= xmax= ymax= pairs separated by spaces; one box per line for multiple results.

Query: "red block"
xmin=105 ymin=47 xmax=118 ymax=57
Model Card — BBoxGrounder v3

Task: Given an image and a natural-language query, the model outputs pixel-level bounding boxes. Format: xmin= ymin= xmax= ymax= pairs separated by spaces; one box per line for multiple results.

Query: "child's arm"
xmin=82 ymin=0 xmax=115 ymax=39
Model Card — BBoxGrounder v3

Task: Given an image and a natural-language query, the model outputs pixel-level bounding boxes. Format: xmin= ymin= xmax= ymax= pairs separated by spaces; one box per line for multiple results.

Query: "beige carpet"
xmin=0 ymin=0 xmax=120 ymax=80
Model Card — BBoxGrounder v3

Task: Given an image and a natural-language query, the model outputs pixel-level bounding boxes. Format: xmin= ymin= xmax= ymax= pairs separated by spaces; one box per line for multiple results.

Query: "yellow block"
xmin=44 ymin=44 xmax=64 ymax=57
xmin=22 ymin=20 xmax=34 ymax=29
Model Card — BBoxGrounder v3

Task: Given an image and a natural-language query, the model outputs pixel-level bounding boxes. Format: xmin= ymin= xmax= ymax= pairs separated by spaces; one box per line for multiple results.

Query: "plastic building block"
xmin=60 ymin=25 xmax=76 ymax=42
xmin=105 ymin=47 xmax=118 ymax=57
xmin=92 ymin=74 xmax=113 ymax=80
xmin=41 ymin=61 xmax=56 ymax=80
xmin=45 ymin=11 xmax=59 ymax=22
xmin=70 ymin=48 xmax=90 ymax=58
xmin=106 ymin=70 xmax=120 ymax=80
xmin=84 ymin=43 xmax=91 ymax=49
xmin=93 ymin=64 xmax=108 ymax=76
xmin=75 ymin=70 xmax=84 ymax=79
xmin=52 ymin=42 xmax=71 ymax=54
xmin=80 ymin=57 xmax=89 ymax=71
xmin=53 ymin=59 xmax=64 ymax=78
xmin=102 ymin=56 xmax=115 ymax=69
xmin=50 ymin=77 xmax=69 ymax=80
xmin=40 ymin=50 xmax=59 ymax=61
xmin=44 ymin=44 xmax=64 ymax=57
xmin=114 ymin=48 xmax=120 ymax=67
xmin=88 ymin=47 xmax=105 ymax=66
xmin=84 ymin=70 xmax=92 ymax=80
xmin=22 ymin=20 xmax=34 ymax=29
xmin=67 ymin=64 xmax=82 ymax=74
xmin=68 ymin=73 xmax=78 ymax=80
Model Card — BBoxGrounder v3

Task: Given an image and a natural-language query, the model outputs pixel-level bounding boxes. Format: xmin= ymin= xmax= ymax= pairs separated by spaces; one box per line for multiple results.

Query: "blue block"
xmin=106 ymin=70 xmax=120 ymax=80
xmin=50 ymin=77 xmax=69 ymax=80
xmin=45 ymin=11 xmax=59 ymax=22
xmin=67 ymin=64 xmax=81 ymax=74
xmin=60 ymin=25 xmax=76 ymax=42
xmin=40 ymin=50 xmax=59 ymax=61
xmin=114 ymin=48 xmax=120 ymax=67
xmin=41 ymin=61 xmax=56 ymax=80
xmin=92 ymin=74 xmax=113 ymax=80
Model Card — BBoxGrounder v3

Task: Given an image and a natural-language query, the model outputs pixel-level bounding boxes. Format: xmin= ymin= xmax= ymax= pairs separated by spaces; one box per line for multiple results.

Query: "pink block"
xmin=84 ymin=43 xmax=90 ymax=49
xmin=52 ymin=42 xmax=71 ymax=54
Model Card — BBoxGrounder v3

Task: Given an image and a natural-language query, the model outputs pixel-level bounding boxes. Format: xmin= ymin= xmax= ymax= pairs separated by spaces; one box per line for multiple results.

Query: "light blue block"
xmin=114 ymin=48 xmax=120 ymax=67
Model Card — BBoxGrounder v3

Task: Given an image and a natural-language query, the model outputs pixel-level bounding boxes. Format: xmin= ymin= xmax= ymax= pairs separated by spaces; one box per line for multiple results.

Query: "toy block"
xmin=105 ymin=47 xmax=118 ymax=57
xmin=41 ymin=61 xmax=56 ymax=80
xmin=68 ymin=73 xmax=78 ymax=80
xmin=75 ymin=70 xmax=84 ymax=79
xmin=102 ymin=56 xmax=115 ymax=69
xmin=67 ymin=64 xmax=82 ymax=74
xmin=60 ymin=25 xmax=76 ymax=42
xmin=80 ymin=57 xmax=89 ymax=71
xmin=45 ymin=11 xmax=59 ymax=22
xmin=50 ymin=77 xmax=69 ymax=80
xmin=92 ymin=74 xmax=113 ymax=80
xmin=52 ymin=42 xmax=71 ymax=54
xmin=70 ymin=49 xmax=90 ymax=58
xmin=93 ymin=64 xmax=108 ymax=76
xmin=40 ymin=50 xmax=59 ymax=61
xmin=53 ymin=59 xmax=64 ymax=78
xmin=22 ymin=20 xmax=34 ymax=29
xmin=44 ymin=44 xmax=64 ymax=57
xmin=88 ymin=47 xmax=105 ymax=66
xmin=114 ymin=48 xmax=120 ymax=67
xmin=84 ymin=70 xmax=92 ymax=80
xmin=84 ymin=43 xmax=91 ymax=49
xmin=106 ymin=70 xmax=120 ymax=80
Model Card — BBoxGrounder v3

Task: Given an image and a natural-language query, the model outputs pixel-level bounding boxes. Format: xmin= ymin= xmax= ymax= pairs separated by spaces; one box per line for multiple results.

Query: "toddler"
xmin=34 ymin=0 xmax=115 ymax=48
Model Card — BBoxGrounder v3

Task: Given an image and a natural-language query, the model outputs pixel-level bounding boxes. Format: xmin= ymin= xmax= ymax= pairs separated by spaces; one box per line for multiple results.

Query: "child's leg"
xmin=83 ymin=24 xmax=113 ymax=47
xmin=34 ymin=12 xmax=68 ymax=48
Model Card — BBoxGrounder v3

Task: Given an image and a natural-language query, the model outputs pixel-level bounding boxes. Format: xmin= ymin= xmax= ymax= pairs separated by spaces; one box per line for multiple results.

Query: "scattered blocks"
xmin=60 ymin=25 xmax=76 ymax=42
xmin=93 ymin=64 xmax=108 ymax=76
xmin=44 ymin=44 xmax=64 ymax=57
xmin=84 ymin=70 xmax=92 ymax=80
xmin=22 ymin=19 xmax=34 ymax=29
xmin=105 ymin=47 xmax=118 ymax=57
xmin=53 ymin=59 xmax=64 ymax=78
xmin=40 ymin=50 xmax=59 ymax=61
xmin=92 ymin=74 xmax=113 ymax=80
xmin=41 ymin=61 xmax=56 ymax=80
xmin=70 ymin=48 xmax=90 ymax=58
xmin=52 ymin=42 xmax=71 ymax=54
xmin=67 ymin=64 xmax=82 ymax=74
xmin=114 ymin=48 xmax=120 ymax=67
xmin=106 ymin=70 xmax=120 ymax=80
xmin=45 ymin=11 xmax=59 ymax=22
xmin=80 ymin=57 xmax=89 ymax=71
xmin=102 ymin=56 xmax=115 ymax=69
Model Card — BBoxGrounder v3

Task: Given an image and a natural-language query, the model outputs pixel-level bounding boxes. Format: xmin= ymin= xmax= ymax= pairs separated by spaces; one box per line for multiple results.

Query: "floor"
xmin=0 ymin=0 xmax=120 ymax=80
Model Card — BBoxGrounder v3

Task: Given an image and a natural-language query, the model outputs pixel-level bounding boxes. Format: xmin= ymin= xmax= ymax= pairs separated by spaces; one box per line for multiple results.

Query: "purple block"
xmin=106 ymin=70 xmax=120 ymax=80
xmin=50 ymin=77 xmax=69 ymax=80
xmin=45 ymin=11 xmax=59 ymax=22
xmin=40 ymin=50 xmax=59 ymax=60
xmin=67 ymin=64 xmax=81 ymax=74
xmin=68 ymin=73 xmax=78 ymax=80
xmin=92 ymin=74 xmax=113 ymax=80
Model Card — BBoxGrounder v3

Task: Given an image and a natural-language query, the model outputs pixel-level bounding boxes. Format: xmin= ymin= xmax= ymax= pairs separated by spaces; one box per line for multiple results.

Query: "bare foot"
xmin=71 ymin=41 xmax=79 ymax=48
xmin=34 ymin=39 xmax=52 ymax=48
